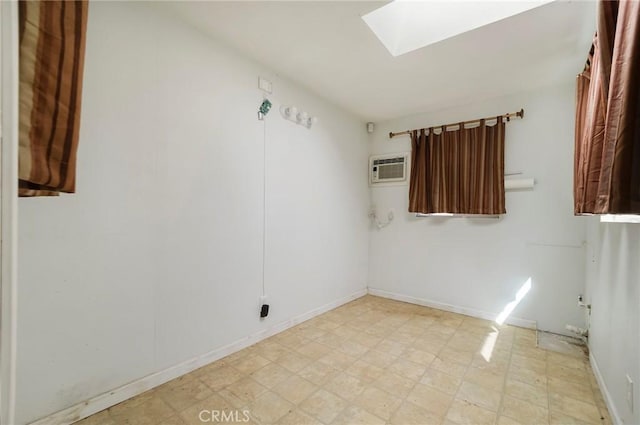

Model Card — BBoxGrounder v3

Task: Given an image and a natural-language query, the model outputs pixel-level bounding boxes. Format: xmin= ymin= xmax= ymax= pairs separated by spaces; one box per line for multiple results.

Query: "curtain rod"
xmin=388 ymin=108 xmax=525 ymax=139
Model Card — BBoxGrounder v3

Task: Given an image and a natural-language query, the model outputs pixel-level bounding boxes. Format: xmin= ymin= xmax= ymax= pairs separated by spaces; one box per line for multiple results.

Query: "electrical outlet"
xmin=627 ymin=375 xmax=634 ymax=412
xmin=259 ymin=295 xmax=270 ymax=319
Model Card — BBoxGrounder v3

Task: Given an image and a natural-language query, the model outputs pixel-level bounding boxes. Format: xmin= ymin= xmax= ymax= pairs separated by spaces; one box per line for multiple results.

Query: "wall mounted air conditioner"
xmin=369 ymin=152 xmax=409 ymax=186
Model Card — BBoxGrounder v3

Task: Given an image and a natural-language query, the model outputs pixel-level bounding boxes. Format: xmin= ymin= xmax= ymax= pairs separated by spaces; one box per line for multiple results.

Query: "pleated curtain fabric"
xmin=18 ymin=0 xmax=88 ymax=197
xmin=409 ymin=118 xmax=506 ymax=215
xmin=575 ymin=43 xmax=607 ymax=214
xmin=574 ymin=0 xmax=640 ymax=214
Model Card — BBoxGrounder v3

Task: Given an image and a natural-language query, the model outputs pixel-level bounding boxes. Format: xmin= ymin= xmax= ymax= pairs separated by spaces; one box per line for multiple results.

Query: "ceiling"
xmin=161 ymin=1 xmax=596 ymax=122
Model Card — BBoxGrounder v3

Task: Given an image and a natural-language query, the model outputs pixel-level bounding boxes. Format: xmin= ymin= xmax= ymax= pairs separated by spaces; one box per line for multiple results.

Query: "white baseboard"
xmin=589 ymin=352 xmax=622 ymax=425
xmin=367 ymin=288 xmax=537 ymax=329
xmin=29 ymin=289 xmax=367 ymax=425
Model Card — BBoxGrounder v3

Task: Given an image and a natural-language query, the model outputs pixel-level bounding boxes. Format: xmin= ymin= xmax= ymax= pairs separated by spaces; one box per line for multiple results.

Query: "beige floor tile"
xmin=72 ymin=410 xmax=116 ymax=425
xmin=314 ymin=318 xmax=342 ymax=331
xmin=404 ymin=347 xmax=437 ymax=366
xmin=333 ymin=325 xmax=360 ymax=339
xmin=387 ymin=332 xmax=418 ymax=346
xmin=507 ymin=364 xmax=547 ymax=389
xmin=464 ymin=365 xmax=506 ymax=392
xmin=248 ymin=390 xmax=294 ymax=424
xmin=407 ymin=383 xmax=453 ymax=417
xmin=500 ymin=394 xmax=550 ymax=425
xmin=363 ymin=325 xmax=393 ymax=338
xmin=546 ymin=352 xmax=587 ymax=370
xmin=547 ymin=363 xmax=589 ymax=385
xmin=413 ymin=335 xmax=449 ymax=354
xmin=296 ymin=341 xmax=332 ymax=360
xmin=156 ymin=415 xmax=188 ymax=425
xmin=251 ymin=341 xmax=292 ymax=362
xmin=512 ymin=346 xmax=547 ymax=362
xmin=432 ymin=321 xmax=460 ymax=333
xmin=471 ymin=353 xmax=510 ymax=374
xmin=446 ymin=398 xmax=497 ymax=425
xmin=223 ymin=348 xmax=252 ymax=364
xmin=390 ymin=400 xmax=443 ymax=425
xmin=275 ymin=332 xmax=312 ymax=349
xmin=421 ymin=368 xmax=462 ymax=395
xmin=337 ymin=340 xmax=370 ymax=357
xmin=376 ymin=338 xmax=409 ymax=356
xmin=297 ymin=361 xmax=340 ymax=387
xmin=398 ymin=322 xmax=427 ymax=335
xmin=514 ymin=328 xmax=537 ymax=342
xmin=438 ymin=318 xmax=463 ymax=330
xmin=277 ymin=409 xmax=324 ymax=425
xmin=550 ymin=411 xmax=595 ymax=425
xmin=493 ymin=339 xmax=516 ymax=354
xmin=372 ymin=370 xmax=417 ymax=398
xmin=511 ymin=353 xmax=547 ymax=374
xmin=155 ymin=376 xmax=213 ymax=412
xmin=352 ymin=332 xmax=382 ymax=348
xmin=272 ymin=375 xmax=317 ymax=404
xmin=299 ymin=389 xmax=349 ymax=424
xmin=232 ymin=354 xmax=271 ymax=375
xmin=440 ymin=346 xmax=475 ymax=366
xmin=359 ymin=348 xmax=397 ymax=368
xmin=324 ymin=372 xmax=367 ymax=401
xmin=250 ymin=363 xmax=292 ymax=389
xmin=318 ymin=350 xmax=357 ymax=370
xmin=389 ymin=357 xmax=428 ymax=381
xmin=275 ymin=351 xmax=313 ymax=373
xmin=76 ymin=296 xmax=611 ymax=425
xmin=219 ymin=377 xmax=268 ymax=408
xmin=331 ymin=405 xmax=385 ymax=425
xmin=432 ymin=356 xmax=469 ymax=379
xmin=355 ymin=386 xmax=402 ymax=421
xmin=178 ymin=393 xmax=235 ymax=425
xmin=549 ymin=393 xmax=602 ymax=425
xmin=345 ymin=359 xmax=384 ymax=383
xmin=456 ymin=381 xmax=501 ymax=412
xmin=108 ymin=389 xmax=155 ymax=413
xmin=199 ymin=364 xmax=245 ymax=391
xmin=447 ymin=331 xmax=485 ymax=347
xmin=497 ymin=416 xmax=526 ymax=425
xmin=297 ymin=327 xmax=328 ymax=341
xmin=109 ymin=395 xmax=174 ymax=425
xmin=505 ymin=378 xmax=548 ymax=408
xmin=315 ymin=331 xmax=347 ymax=348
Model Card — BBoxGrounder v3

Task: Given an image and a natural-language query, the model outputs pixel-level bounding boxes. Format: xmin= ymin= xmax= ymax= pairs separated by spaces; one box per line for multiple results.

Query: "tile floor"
xmin=75 ymin=295 xmax=610 ymax=425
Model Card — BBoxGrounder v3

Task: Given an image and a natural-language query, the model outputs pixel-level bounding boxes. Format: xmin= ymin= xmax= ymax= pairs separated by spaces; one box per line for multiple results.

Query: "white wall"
xmin=368 ymin=83 xmax=586 ymax=335
xmin=16 ymin=2 xmax=369 ymax=423
xmin=585 ymin=218 xmax=640 ymax=425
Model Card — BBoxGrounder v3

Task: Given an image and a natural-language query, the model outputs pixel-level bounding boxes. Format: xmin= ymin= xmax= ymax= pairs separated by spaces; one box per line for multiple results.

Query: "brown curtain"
xmin=409 ymin=118 xmax=506 ymax=215
xmin=574 ymin=0 xmax=640 ymax=214
xmin=575 ymin=42 xmax=606 ymax=214
xmin=18 ymin=0 xmax=88 ymax=197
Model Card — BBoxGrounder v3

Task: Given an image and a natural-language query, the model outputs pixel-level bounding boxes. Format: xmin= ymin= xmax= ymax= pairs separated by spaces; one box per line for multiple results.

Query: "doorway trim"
xmin=0 ymin=1 xmax=19 ymax=424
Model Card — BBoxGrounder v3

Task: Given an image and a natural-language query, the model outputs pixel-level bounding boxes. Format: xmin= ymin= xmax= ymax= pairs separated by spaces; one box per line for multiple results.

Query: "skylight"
xmin=362 ymin=0 xmax=555 ymax=57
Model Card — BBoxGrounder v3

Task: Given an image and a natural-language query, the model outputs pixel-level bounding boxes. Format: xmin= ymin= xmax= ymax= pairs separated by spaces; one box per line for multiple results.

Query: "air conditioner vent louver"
xmin=370 ymin=152 xmax=409 ymax=186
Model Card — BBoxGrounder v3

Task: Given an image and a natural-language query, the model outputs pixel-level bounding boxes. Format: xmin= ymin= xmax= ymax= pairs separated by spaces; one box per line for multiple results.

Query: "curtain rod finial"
xmin=518 ymin=108 xmax=524 ymax=118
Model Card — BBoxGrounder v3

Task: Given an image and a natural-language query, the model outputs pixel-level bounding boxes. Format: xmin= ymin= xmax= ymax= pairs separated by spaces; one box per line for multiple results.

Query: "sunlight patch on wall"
xmin=495 ymin=277 xmax=532 ymax=325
